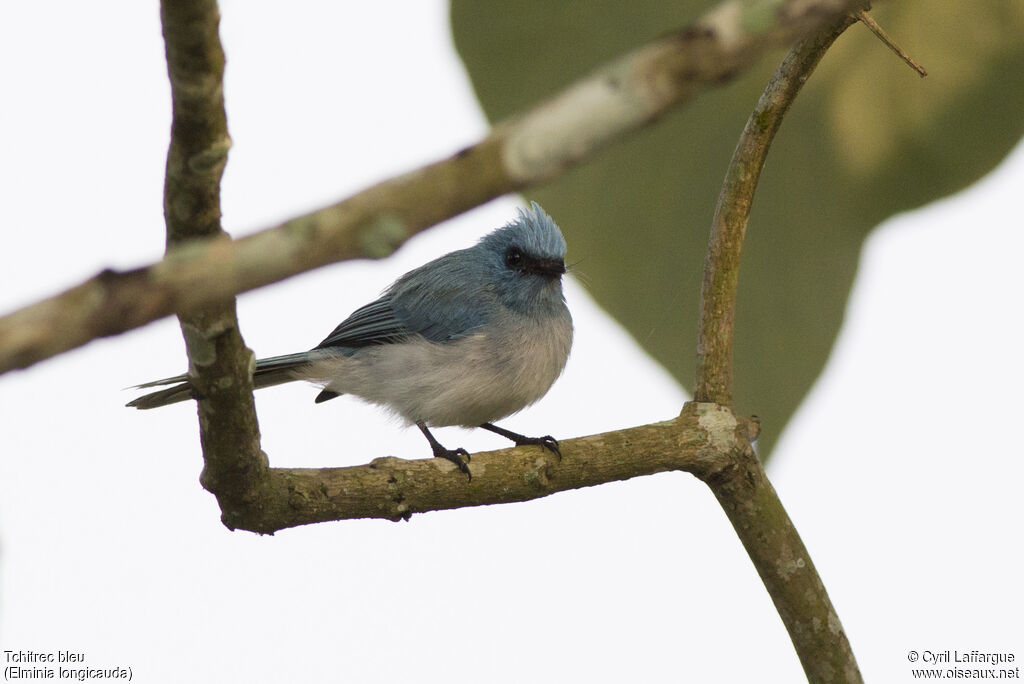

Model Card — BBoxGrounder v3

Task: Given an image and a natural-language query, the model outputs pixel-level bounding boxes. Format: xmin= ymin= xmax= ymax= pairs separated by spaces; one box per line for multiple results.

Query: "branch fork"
xmin=152 ymin=3 xmax=876 ymax=680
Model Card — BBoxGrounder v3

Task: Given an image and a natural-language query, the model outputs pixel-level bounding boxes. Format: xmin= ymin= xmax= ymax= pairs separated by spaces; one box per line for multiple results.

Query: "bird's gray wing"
xmin=314 ymin=297 xmax=412 ymax=350
xmin=314 ymin=253 xmax=492 ymax=351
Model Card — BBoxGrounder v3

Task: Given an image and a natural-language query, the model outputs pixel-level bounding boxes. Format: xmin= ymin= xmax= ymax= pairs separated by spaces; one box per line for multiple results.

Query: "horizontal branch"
xmin=0 ymin=0 xmax=869 ymax=376
xmin=210 ymin=404 xmax=756 ymax=533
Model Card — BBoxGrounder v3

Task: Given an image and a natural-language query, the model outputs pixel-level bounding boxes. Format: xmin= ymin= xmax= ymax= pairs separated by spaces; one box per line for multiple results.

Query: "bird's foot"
xmin=515 ymin=434 xmax=561 ymax=460
xmin=479 ymin=423 xmax=561 ymax=460
xmin=418 ymin=422 xmax=473 ymax=480
xmin=431 ymin=445 xmax=472 ymax=481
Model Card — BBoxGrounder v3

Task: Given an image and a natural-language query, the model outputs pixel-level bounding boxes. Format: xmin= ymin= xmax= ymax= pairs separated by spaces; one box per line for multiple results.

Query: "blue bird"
xmin=128 ymin=202 xmax=574 ymax=479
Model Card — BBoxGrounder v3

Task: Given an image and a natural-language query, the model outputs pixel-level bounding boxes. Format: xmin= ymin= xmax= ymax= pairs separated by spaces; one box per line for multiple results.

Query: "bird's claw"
xmin=478 ymin=423 xmax=562 ymax=461
xmin=432 ymin=446 xmax=472 ymax=481
xmin=537 ymin=435 xmax=561 ymax=460
xmin=513 ymin=434 xmax=561 ymax=460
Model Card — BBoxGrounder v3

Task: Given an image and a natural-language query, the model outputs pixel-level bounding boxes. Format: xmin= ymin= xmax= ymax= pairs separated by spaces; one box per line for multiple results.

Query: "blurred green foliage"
xmin=451 ymin=1 xmax=1024 ymax=457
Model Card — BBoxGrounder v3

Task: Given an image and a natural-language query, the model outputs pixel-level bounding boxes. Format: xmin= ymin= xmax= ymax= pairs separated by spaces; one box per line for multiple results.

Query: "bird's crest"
xmin=479 ymin=202 xmax=566 ymax=260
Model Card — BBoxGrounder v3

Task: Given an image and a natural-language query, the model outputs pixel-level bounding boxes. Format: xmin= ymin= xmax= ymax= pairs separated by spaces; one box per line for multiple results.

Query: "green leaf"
xmin=452 ymin=0 xmax=1024 ymax=458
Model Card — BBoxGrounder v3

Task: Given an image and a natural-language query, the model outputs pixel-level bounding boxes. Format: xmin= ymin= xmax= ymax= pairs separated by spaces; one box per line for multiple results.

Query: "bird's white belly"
xmin=305 ymin=312 xmax=573 ymax=427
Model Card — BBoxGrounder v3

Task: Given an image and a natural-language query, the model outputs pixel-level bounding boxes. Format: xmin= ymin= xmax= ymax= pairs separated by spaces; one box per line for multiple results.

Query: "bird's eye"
xmin=504 ymin=248 xmax=523 ymax=268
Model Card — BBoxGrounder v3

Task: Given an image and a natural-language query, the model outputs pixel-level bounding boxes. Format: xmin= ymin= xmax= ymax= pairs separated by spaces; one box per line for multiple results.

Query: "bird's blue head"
xmin=477 ymin=202 xmax=568 ymax=316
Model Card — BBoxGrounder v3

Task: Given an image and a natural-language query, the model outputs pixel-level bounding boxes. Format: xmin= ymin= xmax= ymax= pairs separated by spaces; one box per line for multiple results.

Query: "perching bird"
xmin=128 ymin=202 xmax=573 ymax=478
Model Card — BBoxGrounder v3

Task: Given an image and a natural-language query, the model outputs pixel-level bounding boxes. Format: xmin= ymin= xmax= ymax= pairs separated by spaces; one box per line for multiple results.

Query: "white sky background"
xmin=1 ymin=2 xmax=1021 ymax=682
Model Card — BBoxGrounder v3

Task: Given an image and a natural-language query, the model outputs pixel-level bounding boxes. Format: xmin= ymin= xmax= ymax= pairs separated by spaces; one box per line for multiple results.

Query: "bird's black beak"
xmin=524 ymin=257 xmax=567 ymax=278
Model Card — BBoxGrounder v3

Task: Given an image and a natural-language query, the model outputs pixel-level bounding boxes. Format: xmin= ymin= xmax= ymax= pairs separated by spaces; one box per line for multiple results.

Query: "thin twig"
xmin=0 ymin=0 xmax=873 ymax=376
xmin=691 ymin=13 xmax=863 ymax=683
xmin=857 ymin=9 xmax=927 ymax=77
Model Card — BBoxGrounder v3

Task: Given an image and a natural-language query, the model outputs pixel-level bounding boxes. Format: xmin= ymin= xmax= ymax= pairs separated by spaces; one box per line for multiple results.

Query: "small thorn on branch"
xmin=855 ymin=10 xmax=927 ymax=78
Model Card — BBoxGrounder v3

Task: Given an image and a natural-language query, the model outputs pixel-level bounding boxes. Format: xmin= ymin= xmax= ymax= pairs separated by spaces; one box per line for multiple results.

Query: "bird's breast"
xmin=309 ymin=306 xmax=572 ymax=428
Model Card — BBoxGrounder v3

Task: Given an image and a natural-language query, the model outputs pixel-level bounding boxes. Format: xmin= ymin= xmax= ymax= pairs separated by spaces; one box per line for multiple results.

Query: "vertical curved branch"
xmin=690 ymin=13 xmax=864 ymax=683
xmin=694 ymin=13 xmax=859 ymax=406
xmin=160 ymin=0 xmax=268 ymax=525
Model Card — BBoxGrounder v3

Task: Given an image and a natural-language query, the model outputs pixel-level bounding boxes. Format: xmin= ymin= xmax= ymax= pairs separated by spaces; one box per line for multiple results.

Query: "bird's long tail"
xmin=126 ymin=352 xmax=320 ymax=409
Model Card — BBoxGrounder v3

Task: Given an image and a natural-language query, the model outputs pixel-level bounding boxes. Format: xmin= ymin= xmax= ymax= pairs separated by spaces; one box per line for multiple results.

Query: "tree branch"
xmin=13 ymin=5 xmax=872 ymax=679
xmin=701 ymin=445 xmax=861 ymax=682
xmin=690 ymin=13 xmax=863 ymax=683
xmin=695 ymin=12 xmax=859 ymax=405
xmin=182 ymin=405 xmax=756 ymax=532
xmin=160 ymin=0 xmax=266 ymax=512
xmin=0 ymin=0 xmax=871 ymax=376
